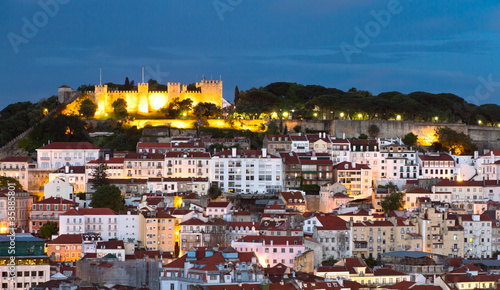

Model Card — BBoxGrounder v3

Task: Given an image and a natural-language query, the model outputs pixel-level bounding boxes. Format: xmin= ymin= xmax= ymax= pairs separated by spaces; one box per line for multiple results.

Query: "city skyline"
xmin=2 ymin=1 xmax=500 ymax=110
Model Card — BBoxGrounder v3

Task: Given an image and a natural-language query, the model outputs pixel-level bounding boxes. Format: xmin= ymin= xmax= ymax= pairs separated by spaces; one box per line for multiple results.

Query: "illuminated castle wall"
xmin=91 ymin=78 xmax=223 ymax=115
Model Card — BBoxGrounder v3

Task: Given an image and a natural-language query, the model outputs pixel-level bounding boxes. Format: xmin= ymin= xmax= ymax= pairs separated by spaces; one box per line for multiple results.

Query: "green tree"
xmin=193 ymin=102 xmax=221 ymax=119
xmin=0 ymin=177 xmax=22 ymax=189
xmin=162 ymin=98 xmax=193 ymax=119
xmin=402 ymin=132 xmax=418 ymax=146
xmin=435 ymin=127 xmax=477 ymax=155
xmin=90 ymin=184 xmax=125 ymax=212
xmin=364 ymin=256 xmax=377 ymax=267
xmin=367 ymin=124 xmax=380 ymax=138
xmin=358 ymin=133 xmax=368 ymax=139
xmin=380 ymin=191 xmax=405 ymax=213
xmin=293 ymin=125 xmax=301 ymax=133
xmin=207 ymin=186 xmax=222 ymax=199
xmin=234 ymin=86 xmax=240 ymax=104
xmin=39 ymin=221 xmax=58 ymax=238
xmin=322 ymin=257 xmax=338 ymax=264
xmin=90 ymin=159 xmax=108 ymax=189
xmin=112 ymin=98 xmax=128 ymax=119
xmin=79 ymin=98 xmax=98 ymax=119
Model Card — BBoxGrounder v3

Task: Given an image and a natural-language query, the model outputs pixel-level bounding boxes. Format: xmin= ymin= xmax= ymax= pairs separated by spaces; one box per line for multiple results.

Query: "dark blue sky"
xmin=2 ymin=0 xmax=500 ymax=110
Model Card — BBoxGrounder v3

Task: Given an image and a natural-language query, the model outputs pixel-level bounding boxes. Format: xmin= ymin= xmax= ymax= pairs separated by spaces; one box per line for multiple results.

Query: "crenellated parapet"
xmin=91 ymin=78 xmax=222 ymax=116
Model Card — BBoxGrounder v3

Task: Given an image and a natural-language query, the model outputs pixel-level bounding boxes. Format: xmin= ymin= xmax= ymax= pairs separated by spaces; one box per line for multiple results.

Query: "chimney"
xmin=343 ymin=133 xmax=346 ymax=139
xmin=262 ymin=148 xmax=267 ymax=158
xmin=105 ymin=154 xmax=109 ymax=161
xmin=351 ymin=162 xmax=356 ymax=169
xmin=232 ymin=147 xmax=237 ymax=157
xmin=65 ymin=165 xmax=69 ymax=174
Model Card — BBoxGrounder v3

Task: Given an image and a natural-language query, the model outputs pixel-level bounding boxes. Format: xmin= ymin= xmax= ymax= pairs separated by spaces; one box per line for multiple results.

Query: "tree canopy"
xmin=112 ymin=98 xmax=128 ymax=120
xmin=0 ymin=176 xmax=22 ymax=189
xmin=90 ymin=159 xmax=109 ymax=189
xmin=193 ymin=102 xmax=221 ymax=119
xmin=39 ymin=221 xmax=58 ymax=238
xmin=380 ymin=191 xmax=405 ymax=213
xmin=162 ymin=98 xmax=193 ymax=119
xmin=79 ymin=98 xmax=98 ymax=119
xmin=435 ymin=127 xmax=477 ymax=155
xmin=90 ymin=184 xmax=125 ymax=213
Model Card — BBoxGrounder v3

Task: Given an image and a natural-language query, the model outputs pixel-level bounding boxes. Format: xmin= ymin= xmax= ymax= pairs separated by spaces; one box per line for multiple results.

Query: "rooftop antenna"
xmin=142 ymin=66 xmax=145 ymax=83
xmin=99 ymin=68 xmax=102 ymax=85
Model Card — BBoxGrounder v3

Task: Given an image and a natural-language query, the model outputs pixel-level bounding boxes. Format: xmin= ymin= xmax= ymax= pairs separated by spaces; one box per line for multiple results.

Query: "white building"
xmin=211 ymin=148 xmax=283 ymax=194
xmin=59 ymin=208 xmax=118 ymax=241
xmin=165 ymin=152 xmax=211 ymax=178
xmin=37 ymin=142 xmax=102 ymax=169
xmin=418 ymin=153 xmax=457 ymax=180
xmin=117 ymin=211 xmax=140 ymax=243
xmin=461 ymin=214 xmax=492 ymax=258
xmin=85 ymin=157 xmax=124 ymax=181
xmin=0 ymin=156 xmax=33 ymax=190
xmin=290 ymin=135 xmax=309 ymax=153
xmin=48 ymin=166 xmax=86 ymax=193
xmin=44 ymin=178 xmax=75 ymax=201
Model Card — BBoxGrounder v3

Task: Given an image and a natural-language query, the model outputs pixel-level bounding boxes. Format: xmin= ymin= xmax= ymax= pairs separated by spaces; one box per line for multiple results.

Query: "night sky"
xmin=2 ymin=0 xmax=500 ymax=110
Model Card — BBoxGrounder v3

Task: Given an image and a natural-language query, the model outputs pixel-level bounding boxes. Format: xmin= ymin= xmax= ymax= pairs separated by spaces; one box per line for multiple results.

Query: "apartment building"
xmin=0 ymin=156 xmax=33 ymax=190
xmin=30 ymin=197 xmax=75 ymax=234
xmin=124 ymin=153 xmax=164 ymax=178
xmin=332 ymin=162 xmax=372 ymax=196
xmin=263 ymin=134 xmax=292 ymax=155
xmin=36 ymin=142 xmax=102 ymax=169
xmin=165 ymin=152 xmax=211 ymax=179
xmin=211 ymin=148 xmax=283 ymax=194
xmin=139 ymin=209 xmax=176 ymax=252
xmin=418 ymin=153 xmax=457 ymax=180
xmin=49 ymin=165 xmax=86 ymax=193
xmin=59 ymin=208 xmax=118 ymax=241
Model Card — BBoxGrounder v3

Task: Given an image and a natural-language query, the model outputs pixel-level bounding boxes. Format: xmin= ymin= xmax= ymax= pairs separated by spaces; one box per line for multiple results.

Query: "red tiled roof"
xmin=163 ymin=255 xmax=187 ymax=269
xmin=215 ymin=149 xmax=279 ymax=158
xmin=38 ymin=142 xmax=101 ymax=150
xmin=124 ymin=153 xmax=164 ymax=160
xmin=60 ymin=208 xmax=117 ymax=216
xmin=179 ymin=218 xmax=206 ymax=226
xmin=165 ymin=152 xmax=210 ymax=158
xmin=33 ymin=197 xmax=75 ymax=205
xmin=137 ymin=142 xmax=171 ymax=148
xmin=406 ymin=187 xmax=431 ymax=194
xmin=207 ymin=201 xmax=231 ymax=208
xmin=97 ymin=240 xmax=124 ymax=249
xmin=460 ymin=214 xmax=491 ymax=222
xmin=234 ymin=235 xmax=302 ymax=245
xmin=0 ymin=156 xmax=31 ymax=162
xmin=87 ymin=158 xmax=124 ymax=164
xmin=333 ymin=161 xmax=370 ymax=170
xmin=48 ymin=234 xmax=83 ymax=244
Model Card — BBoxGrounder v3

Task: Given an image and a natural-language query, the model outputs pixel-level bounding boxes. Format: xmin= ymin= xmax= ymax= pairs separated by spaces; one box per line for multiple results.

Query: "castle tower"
xmin=196 ymin=79 xmax=223 ymax=108
xmin=58 ymin=85 xmax=74 ymax=103
xmin=137 ymin=83 xmax=149 ymax=114
xmin=95 ymin=84 xmax=108 ymax=115
xmin=167 ymin=82 xmax=181 ymax=103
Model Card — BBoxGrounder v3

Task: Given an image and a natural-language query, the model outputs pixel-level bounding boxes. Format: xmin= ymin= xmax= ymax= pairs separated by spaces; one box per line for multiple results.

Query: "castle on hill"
xmin=58 ymin=78 xmax=224 ymax=116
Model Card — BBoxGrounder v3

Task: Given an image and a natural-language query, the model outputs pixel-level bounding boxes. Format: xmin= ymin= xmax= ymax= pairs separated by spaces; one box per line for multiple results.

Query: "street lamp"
xmin=357 ymin=114 xmax=362 ymax=120
xmin=434 ymin=116 xmax=438 ymax=122
xmin=478 ymin=120 xmax=482 ymax=125
xmin=340 ymin=112 xmax=344 ymax=119
xmin=396 ymin=115 xmax=401 ymax=121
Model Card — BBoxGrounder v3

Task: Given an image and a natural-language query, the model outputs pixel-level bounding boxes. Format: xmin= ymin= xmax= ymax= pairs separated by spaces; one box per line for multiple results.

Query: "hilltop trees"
xmin=193 ymin=102 xmax=221 ymax=120
xmin=112 ymin=98 xmax=128 ymax=120
xmin=381 ymin=191 xmax=405 ymax=213
xmin=79 ymin=98 xmax=98 ymax=119
xmin=435 ymin=127 xmax=477 ymax=155
xmin=162 ymin=98 xmax=193 ymax=119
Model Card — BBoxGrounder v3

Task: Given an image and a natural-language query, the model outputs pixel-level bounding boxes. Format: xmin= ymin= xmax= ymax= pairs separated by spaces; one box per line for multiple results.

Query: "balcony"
xmin=40 ymin=157 xmax=50 ymax=160
xmin=127 ymin=165 xmax=132 ymax=168
xmin=167 ymin=163 xmax=173 ymax=167
xmin=197 ymin=163 xmax=203 ymax=167
xmin=156 ymin=165 xmax=162 ymax=169
xmin=65 ymin=157 xmax=71 ymax=161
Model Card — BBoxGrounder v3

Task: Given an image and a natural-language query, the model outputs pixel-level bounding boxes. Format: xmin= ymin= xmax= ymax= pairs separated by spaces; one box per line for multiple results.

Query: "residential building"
xmin=137 ymin=142 xmax=171 ymax=154
xmin=460 ymin=214 xmax=492 ymax=258
xmin=332 ymin=162 xmax=372 ymax=196
xmin=59 ymin=208 xmax=118 ymax=240
xmin=36 ymin=142 xmax=102 ymax=169
xmin=30 ymin=197 xmax=75 ymax=234
xmin=139 ymin=209 xmax=176 ymax=252
xmin=0 ymin=156 xmax=33 ymax=190
xmin=43 ymin=178 xmax=74 ymax=201
xmin=179 ymin=218 xmax=226 ymax=255
xmin=96 ymin=240 xmax=126 ymax=261
xmin=0 ymin=233 xmax=50 ymax=289
xmin=279 ymin=191 xmax=306 ymax=212
xmin=306 ymin=133 xmax=332 ymax=154
xmin=47 ymin=234 xmax=83 ymax=262
xmin=0 ymin=188 xmax=34 ymax=231
xmin=206 ymin=201 xmax=233 ymax=219
xmin=418 ymin=153 xmax=457 ymax=180
xmin=349 ymin=139 xmax=381 ymax=178
xmin=330 ymin=138 xmax=351 ymax=164
xmin=281 ymin=152 xmax=301 ymax=190
xmin=289 ymin=134 xmax=309 ymax=153
xmin=48 ymin=165 xmax=86 ymax=193
xmin=117 ymin=210 xmax=140 ymax=243
xmin=124 ymin=153 xmax=164 ymax=178
xmin=319 ymin=182 xmax=350 ymax=213
xmin=264 ymin=134 xmax=292 ymax=155
xmin=311 ymin=216 xmax=352 ymax=260
xmin=85 ymin=157 xmax=124 ymax=181
xmin=165 ymin=152 xmax=211 ymax=178
xmin=231 ymin=235 xmax=304 ymax=268
xmin=211 ymin=148 xmax=283 ymax=194
xmin=226 ymin=221 xmax=260 ymax=244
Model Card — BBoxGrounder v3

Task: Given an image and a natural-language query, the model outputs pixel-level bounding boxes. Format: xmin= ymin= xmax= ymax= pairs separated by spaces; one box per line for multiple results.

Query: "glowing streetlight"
xmin=340 ymin=112 xmax=344 ymax=118
xmin=478 ymin=120 xmax=482 ymax=125
xmin=283 ymin=112 xmax=289 ymax=117
xmin=357 ymin=114 xmax=362 ymax=119
xmin=396 ymin=115 xmax=401 ymax=121
xmin=183 ymin=112 xmax=187 ymax=117
xmin=313 ymin=112 xmax=318 ymax=117
xmin=43 ymin=108 xmax=48 ymax=115
xmin=434 ymin=116 xmax=438 ymax=122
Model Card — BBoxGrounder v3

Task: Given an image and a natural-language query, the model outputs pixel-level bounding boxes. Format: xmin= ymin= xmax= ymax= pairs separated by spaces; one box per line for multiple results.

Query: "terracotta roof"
xmin=163 ymin=254 xmax=187 ymax=269
xmin=0 ymin=156 xmax=31 ymax=163
xmin=214 ymin=149 xmax=279 ymax=158
xmin=333 ymin=161 xmax=370 ymax=170
xmin=87 ymin=158 xmax=124 ymax=164
xmin=460 ymin=214 xmax=491 ymax=222
xmin=234 ymin=235 xmax=302 ymax=245
xmin=207 ymin=201 xmax=231 ymax=208
xmin=60 ymin=208 xmax=117 ymax=216
xmin=165 ymin=152 xmax=210 ymax=158
xmin=33 ymin=197 xmax=75 ymax=205
xmin=137 ymin=142 xmax=171 ymax=148
xmin=406 ymin=187 xmax=431 ymax=194
xmin=48 ymin=234 xmax=83 ymax=244
xmin=38 ymin=142 xmax=101 ymax=150
xmin=124 ymin=153 xmax=164 ymax=160
xmin=179 ymin=218 xmax=206 ymax=226
xmin=97 ymin=240 xmax=124 ymax=249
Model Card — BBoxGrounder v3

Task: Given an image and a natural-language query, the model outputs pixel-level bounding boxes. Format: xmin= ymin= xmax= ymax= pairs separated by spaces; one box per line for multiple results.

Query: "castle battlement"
xmin=92 ymin=78 xmax=222 ymax=116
